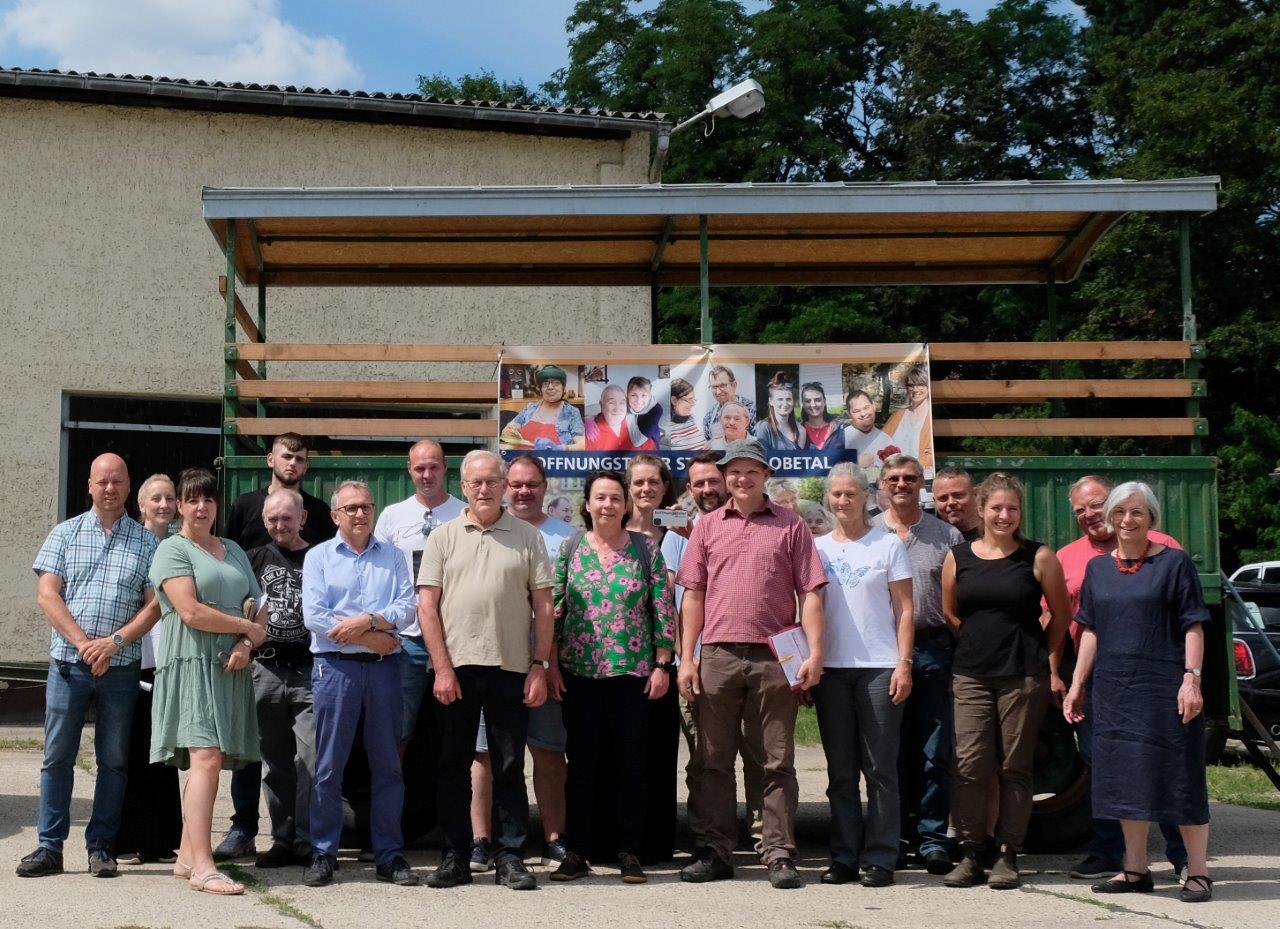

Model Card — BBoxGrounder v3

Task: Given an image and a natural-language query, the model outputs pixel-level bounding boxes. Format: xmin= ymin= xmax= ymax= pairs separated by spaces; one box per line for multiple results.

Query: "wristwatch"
xmin=111 ymin=632 xmax=125 ymax=648
xmin=531 ymin=659 xmax=550 ymax=670
xmin=654 ymin=660 xmax=675 ymax=673
xmin=1184 ymin=667 xmax=1202 ymax=678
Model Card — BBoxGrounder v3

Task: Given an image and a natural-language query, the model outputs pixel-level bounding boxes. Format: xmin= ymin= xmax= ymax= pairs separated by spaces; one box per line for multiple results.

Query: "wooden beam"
xmin=929 ymin=341 xmax=1191 ymax=361
xmin=230 ymin=418 xmax=498 ymax=437
xmin=234 ymin=343 xmax=500 ymax=362
xmin=235 ymin=380 xmax=496 ymax=403
xmin=934 ymin=418 xmax=1204 ymax=437
xmin=501 ymin=345 xmax=707 ymax=365
xmin=219 ymin=276 xmax=263 ymax=343
xmin=710 ymin=343 xmax=926 ymax=364
xmin=932 ymin=379 xmax=1200 ymax=402
xmin=232 ymin=359 xmax=261 ymax=381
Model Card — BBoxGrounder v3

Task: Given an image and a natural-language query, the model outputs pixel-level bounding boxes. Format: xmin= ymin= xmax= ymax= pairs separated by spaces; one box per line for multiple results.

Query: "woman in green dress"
xmin=149 ymin=468 xmax=268 ymax=895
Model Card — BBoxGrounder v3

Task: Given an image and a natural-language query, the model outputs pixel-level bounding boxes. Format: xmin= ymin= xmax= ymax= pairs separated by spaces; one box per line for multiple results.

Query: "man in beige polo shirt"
xmin=417 ymin=450 xmax=554 ymax=891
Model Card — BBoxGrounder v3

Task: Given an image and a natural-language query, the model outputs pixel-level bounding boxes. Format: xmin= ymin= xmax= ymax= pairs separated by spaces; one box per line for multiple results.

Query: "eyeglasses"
xmin=507 ymin=481 xmax=545 ymax=491
xmin=335 ymin=503 xmax=374 ymax=516
xmin=463 ymin=478 xmax=503 ymax=490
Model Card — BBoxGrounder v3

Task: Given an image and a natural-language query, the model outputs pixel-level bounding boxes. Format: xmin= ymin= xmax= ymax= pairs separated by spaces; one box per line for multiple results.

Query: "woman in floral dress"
xmin=549 ymin=470 xmax=676 ymax=885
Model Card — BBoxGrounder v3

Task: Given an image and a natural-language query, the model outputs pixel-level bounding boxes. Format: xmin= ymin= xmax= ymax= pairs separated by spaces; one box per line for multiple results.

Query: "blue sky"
xmin=0 ymin=1 xmax=1082 ymax=95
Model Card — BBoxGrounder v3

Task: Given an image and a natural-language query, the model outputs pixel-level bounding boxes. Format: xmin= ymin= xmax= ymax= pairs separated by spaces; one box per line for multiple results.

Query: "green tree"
xmin=417 ymin=69 xmax=548 ymax=105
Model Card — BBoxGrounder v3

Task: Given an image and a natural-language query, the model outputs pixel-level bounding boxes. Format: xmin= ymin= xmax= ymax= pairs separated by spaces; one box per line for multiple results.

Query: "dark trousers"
xmin=433 ymin=665 xmax=529 ymax=862
xmin=310 ymin=654 xmax=405 ymax=866
xmin=228 ymin=763 xmax=262 ymax=836
xmin=563 ymin=672 xmax=650 ymax=860
xmin=1079 ymin=680 xmax=1188 ymax=868
xmin=898 ymin=630 xmax=953 ymax=856
xmin=815 ymin=667 xmax=902 ymax=870
xmin=115 ymin=669 xmax=182 ymax=857
xmin=253 ymin=657 xmax=316 ymax=855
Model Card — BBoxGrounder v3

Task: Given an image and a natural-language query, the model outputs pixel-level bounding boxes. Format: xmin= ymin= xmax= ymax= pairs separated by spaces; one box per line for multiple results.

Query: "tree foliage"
xmin=422 ymin=0 xmax=1280 ymax=563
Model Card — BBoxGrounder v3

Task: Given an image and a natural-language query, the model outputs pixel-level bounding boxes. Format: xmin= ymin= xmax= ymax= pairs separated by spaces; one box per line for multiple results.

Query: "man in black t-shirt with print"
xmin=245 ymin=488 xmax=316 ymax=868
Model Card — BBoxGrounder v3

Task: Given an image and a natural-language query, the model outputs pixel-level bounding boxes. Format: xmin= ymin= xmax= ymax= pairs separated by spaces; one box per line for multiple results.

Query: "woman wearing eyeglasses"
xmin=149 ymin=468 xmax=269 ymax=895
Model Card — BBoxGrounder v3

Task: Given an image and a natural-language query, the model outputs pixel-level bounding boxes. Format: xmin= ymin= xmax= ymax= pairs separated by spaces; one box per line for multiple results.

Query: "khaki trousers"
xmin=696 ymin=644 xmax=799 ymax=864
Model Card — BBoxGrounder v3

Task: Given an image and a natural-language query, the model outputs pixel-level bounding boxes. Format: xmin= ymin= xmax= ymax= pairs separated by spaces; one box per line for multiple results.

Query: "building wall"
xmin=0 ymin=97 xmax=652 ymax=662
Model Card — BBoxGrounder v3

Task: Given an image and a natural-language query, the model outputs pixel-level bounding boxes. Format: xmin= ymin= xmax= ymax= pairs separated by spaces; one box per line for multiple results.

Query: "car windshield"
xmin=1235 ymin=598 xmax=1280 ymax=630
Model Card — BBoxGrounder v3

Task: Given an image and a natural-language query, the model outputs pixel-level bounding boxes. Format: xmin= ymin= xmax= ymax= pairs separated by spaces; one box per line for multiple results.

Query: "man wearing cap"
xmin=676 ymin=438 xmax=826 ymax=889
xmin=500 ymin=365 xmax=586 ymax=451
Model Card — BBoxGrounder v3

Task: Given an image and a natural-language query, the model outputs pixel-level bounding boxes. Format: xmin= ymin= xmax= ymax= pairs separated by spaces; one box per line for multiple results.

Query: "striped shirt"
xmin=675 ymin=495 xmax=826 ymax=644
xmin=33 ymin=510 xmax=158 ymax=666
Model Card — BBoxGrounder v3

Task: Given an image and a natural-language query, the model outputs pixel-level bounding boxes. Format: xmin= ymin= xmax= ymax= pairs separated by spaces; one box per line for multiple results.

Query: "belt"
xmin=915 ymin=625 xmax=953 ymax=642
xmin=324 ymin=652 xmax=385 ymax=663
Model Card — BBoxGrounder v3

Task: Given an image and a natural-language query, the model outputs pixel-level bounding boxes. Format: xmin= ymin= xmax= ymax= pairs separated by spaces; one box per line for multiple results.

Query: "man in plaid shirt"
xmin=17 ymin=453 xmax=160 ymax=880
xmin=676 ymin=438 xmax=826 ymax=889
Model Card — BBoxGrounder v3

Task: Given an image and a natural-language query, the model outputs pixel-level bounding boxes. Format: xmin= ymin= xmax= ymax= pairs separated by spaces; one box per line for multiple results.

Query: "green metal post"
xmin=699 ymin=215 xmax=711 ymax=347
xmin=1180 ymin=216 xmax=1203 ymax=455
xmin=1046 ymin=275 xmax=1065 ymax=455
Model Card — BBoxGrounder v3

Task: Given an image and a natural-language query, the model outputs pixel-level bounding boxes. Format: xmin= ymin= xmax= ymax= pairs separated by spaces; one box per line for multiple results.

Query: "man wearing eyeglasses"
xmin=374 ymin=439 xmax=466 ymax=744
xmin=871 ymin=454 xmax=962 ymax=876
xmin=417 ymin=450 xmax=555 ymax=891
xmin=301 ymin=481 xmax=417 ymax=888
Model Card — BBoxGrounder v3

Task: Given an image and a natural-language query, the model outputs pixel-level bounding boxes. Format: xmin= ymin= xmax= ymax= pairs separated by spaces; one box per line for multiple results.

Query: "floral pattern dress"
xmin=553 ymin=535 xmax=676 ymax=678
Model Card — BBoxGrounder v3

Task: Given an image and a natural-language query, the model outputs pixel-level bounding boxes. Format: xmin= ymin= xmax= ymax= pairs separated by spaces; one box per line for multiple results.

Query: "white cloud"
xmin=1 ymin=0 xmax=361 ymax=87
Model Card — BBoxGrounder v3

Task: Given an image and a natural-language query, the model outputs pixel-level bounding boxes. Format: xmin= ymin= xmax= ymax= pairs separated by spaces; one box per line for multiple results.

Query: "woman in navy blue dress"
xmin=1063 ymin=481 xmax=1212 ymax=903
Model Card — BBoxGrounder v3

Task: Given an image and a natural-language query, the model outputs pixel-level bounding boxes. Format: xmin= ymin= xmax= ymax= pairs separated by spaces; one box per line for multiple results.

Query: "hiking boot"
xmin=943 ymin=850 xmax=986 ymax=888
xmin=427 ymin=849 xmax=471 ymax=888
xmin=619 ymin=852 xmax=647 ymax=884
xmin=987 ymin=847 xmax=1020 ymax=890
xmin=768 ymin=857 xmax=803 ymax=889
xmin=680 ymin=848 xmax=734 ymax=883
xmin=495 ymin=857 xmax=537 ymax=890
xmin=550 ymin=851 xmax=591 ymax=881
xmin=15 ymin=847 xmax=63 ymax=878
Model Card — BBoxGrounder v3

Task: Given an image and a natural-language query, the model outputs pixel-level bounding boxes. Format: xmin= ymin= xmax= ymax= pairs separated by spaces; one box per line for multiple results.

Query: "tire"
xmin=1025 ymin=709 xmax=1093 ymax=853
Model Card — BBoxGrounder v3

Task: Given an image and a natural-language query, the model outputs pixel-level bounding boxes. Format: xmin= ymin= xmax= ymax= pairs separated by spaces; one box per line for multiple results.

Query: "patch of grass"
xmin=75 ymin=752 xmax=93 ymax=773
xmin=1206 ymin=761 xmax=1280 ymax=812
xmin=221 ymin=863 xmax=322 ymax=928
xmin=0 ymin=738 xmax=42 ymax=751
xmin=796 ymin=705 xmax=822 ymax=746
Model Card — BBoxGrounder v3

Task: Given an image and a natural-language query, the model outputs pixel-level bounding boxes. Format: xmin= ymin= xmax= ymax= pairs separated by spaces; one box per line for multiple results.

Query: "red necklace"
xmin=1114 ymin=542 xmax=1153 ymax=574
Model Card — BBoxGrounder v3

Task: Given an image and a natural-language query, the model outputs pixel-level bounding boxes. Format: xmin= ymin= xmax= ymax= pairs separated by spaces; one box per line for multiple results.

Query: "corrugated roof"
xmin=0 ymin=66 xmax=668 ymax=139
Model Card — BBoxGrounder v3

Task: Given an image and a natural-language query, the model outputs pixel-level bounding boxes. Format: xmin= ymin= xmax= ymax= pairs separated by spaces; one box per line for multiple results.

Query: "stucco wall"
xmin=0 ymin=97 xmax=652 ymax=662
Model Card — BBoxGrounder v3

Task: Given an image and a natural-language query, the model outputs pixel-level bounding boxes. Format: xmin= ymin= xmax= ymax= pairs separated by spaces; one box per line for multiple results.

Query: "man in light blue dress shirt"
xmin=301 ymin=480 xmax=417 ymax=888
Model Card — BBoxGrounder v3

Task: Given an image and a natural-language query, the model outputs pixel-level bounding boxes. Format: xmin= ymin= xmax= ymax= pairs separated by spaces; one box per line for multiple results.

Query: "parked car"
xmin=1227 ymin=582 xmax=1280 ymax=745
xmin=1231 ymin=561 xmax=1280 ymax=584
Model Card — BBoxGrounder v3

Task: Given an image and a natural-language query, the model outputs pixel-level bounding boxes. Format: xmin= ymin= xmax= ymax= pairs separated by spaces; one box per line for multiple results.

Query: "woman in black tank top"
xmin=940 ymin=473 xmax=1072 ymax=890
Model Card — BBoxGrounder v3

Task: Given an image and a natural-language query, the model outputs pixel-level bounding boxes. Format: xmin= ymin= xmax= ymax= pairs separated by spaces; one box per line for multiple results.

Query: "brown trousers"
xmin=696 ymin=644 xmax=799 ymax=864
xmin=951 ymin=673 xmax=1049 ymax=850
xmin=680 ymin=695 xmax=767 ymax=847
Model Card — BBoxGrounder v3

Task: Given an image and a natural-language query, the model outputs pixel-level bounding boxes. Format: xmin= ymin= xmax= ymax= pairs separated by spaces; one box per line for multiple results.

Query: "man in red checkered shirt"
xmin=676 ymin=438 xmax=826 ymax=889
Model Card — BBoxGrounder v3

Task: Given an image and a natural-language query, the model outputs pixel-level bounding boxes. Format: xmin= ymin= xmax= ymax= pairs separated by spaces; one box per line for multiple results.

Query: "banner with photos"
xmin=498 ymin=345 xmax=933 ymax=527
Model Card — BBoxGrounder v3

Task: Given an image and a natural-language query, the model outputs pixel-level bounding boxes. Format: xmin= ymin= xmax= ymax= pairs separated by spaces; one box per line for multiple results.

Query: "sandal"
xmin=172 ymin=857 xmax=193 ymax=879
xmin=189 ymin=870 xmax=245 ymax=895
xmin=1091 ymin=869 xmax=1154 ymax=894
xmin=1180 ymin=874 xmax=1213 ymax=903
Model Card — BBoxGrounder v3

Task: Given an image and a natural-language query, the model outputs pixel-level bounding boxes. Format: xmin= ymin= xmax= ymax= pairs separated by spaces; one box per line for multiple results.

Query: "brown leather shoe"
xmin=943 ymin=850 xmax=986 ymax=888
xmin=988 ymin=848 xmax=1020 ymax=889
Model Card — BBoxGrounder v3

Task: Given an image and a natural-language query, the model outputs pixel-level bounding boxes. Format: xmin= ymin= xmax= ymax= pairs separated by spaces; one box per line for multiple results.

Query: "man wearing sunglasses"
xmin=374 ymin=439 xmax=466 ymax=744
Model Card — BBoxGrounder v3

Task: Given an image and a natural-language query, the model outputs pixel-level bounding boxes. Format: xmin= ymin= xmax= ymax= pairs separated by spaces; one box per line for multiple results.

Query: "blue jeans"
xmin=38 ymin=659 xmax=140 ymax=853
xmin=1078 ymin=685 xmax=1187 ymax=869
xmin=399 ymin=635 xmax=430 ymax=741
xmin=898 ymin=631 xmax=953 ymax=857
xmin=310 ymin=654 xmax=405 ymax=866
xmin=228 ymin=762 xmax=262 ymax=837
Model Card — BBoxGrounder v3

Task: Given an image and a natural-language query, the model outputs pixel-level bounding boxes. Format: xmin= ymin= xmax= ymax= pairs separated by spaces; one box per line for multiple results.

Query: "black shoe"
xmin=542 ymin=838 xmax=567 ymax=866
xmin=1180 ymin=874 xmax=1212 ymax=903
xmin=303 ymin=853 xmax=335 ymax=887
xmin=376 ymin=855 xmax=419 ymax=886
xmin=619 ymin=852 xmax=647 ymax=884
xmin=495 ymin=857 xmax=537 ymax=890
xmin=469 ymin=837 xmax=493 ymax=873
xmin=923 ymin=848 xmax=953 ymax=875
xmin=680 ymin=849 xmax=734 ymax=883
xmin=821 ymin=861 xmax=858 ymax=885
xmin=87 ymin=849 xmax=118 ymax=878
xmin=861 ymin=864 xmax=894 ymax=887
xmin=768 ymin=857 xmax=803 ymax=889
xmin=1092 ymin=870 xmax=1154 ymax=894
xmin=427 ymin=849 xmax=472 ymax=888
xmin=550 ymin=851 xmax=591 ymax=881
xmin=16 ymin=847 xmax=63 ymax=878
xmin=1070 ymin=854 xmax=1123 ymax=880
xmin=255 ymin=844 xmax=298 ymax=869
xmin=116 ymin=851 xmax=143 ymax=866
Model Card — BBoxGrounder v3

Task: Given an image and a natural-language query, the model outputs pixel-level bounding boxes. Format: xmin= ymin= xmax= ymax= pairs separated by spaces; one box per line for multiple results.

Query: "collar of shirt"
xmin=463 ymin=507 xmax=512 ymax=533
xmin=334 ymin=534 xmax=384 ymax=557
xmin=720 ymin=494 xmax=777 ymax=520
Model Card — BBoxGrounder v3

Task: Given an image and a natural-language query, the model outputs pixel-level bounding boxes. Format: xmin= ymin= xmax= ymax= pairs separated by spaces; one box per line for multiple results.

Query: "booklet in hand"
xmin=767 ymin=625 xmax=811 ymax=690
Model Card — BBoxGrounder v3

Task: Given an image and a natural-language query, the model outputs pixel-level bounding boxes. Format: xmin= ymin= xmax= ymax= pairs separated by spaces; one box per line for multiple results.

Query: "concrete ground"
xmin=1 ymin=725 xmax=1276 ymax=929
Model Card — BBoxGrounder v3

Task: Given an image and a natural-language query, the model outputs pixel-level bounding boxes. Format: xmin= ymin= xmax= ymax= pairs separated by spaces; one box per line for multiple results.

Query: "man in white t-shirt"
xmin=373 ymin=439 xmax=466 ymax=743
xmin=467 ymin=455 xmax=575 ymax=873
xmin=661 ymin=451 xmax=767 ymax=859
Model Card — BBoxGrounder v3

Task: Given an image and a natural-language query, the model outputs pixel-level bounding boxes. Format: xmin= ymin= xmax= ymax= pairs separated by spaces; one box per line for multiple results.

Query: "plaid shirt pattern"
xmin=676 ymin=495 xmax=826 ymax=643
xmin=33 ymin=511 xmax=158 ymax=666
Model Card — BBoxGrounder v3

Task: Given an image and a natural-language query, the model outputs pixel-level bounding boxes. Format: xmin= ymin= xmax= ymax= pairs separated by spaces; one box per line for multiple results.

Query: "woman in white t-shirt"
xmin=813 ymin=462 xmax=915 ymax=888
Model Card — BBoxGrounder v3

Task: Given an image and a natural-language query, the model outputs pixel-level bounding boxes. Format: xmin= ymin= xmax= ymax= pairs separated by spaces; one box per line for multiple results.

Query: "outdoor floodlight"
xmin=649 ymin=78 xmax=767 ymax=182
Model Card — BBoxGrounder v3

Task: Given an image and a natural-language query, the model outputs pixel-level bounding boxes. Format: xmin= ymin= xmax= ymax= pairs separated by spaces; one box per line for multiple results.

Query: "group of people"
xmin=501 ymin=363 xmax=934 ymax=468
xmin=19 ymin=433 xmax=1215 ymax=903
